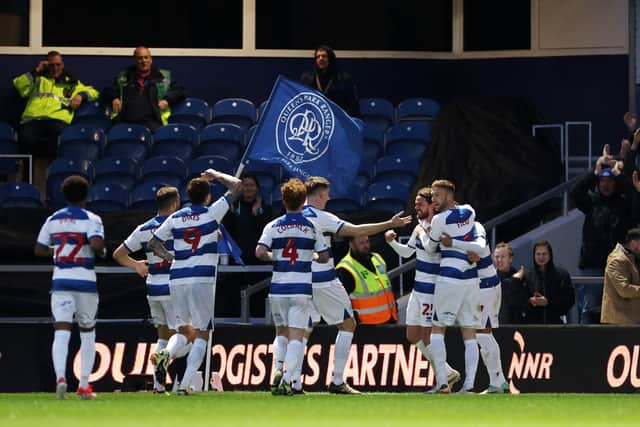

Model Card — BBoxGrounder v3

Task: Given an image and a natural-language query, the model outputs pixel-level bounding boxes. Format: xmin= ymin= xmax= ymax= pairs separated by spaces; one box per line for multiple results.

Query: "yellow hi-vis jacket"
xmin=13 ymin=71 xmax=99 ymax=124
xmin=336 ymin=251 xmax=398 ymax=325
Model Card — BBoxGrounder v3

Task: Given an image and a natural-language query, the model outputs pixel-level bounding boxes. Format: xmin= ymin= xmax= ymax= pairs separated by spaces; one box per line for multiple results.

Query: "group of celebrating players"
xmin=36 ymin=167 xmax=509 ymax=399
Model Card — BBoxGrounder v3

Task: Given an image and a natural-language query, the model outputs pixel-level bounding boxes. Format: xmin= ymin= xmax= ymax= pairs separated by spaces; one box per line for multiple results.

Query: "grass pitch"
xmin=1 ymin=392 xmax=638 ymax=427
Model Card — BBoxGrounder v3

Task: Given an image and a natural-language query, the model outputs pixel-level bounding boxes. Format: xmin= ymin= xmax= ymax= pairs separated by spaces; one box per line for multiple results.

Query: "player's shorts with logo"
xmin=51 ymin=291 xmax=99 ymax=328
xmin=309 ymin=280 xmax=354 ymax=325
xmin=270 ymin=296 xmax=313 ymax=329
xmin=432 ymin=280 xmax=481 ymax=328
xmin=171 ymin=283 xmax=216 ymax=330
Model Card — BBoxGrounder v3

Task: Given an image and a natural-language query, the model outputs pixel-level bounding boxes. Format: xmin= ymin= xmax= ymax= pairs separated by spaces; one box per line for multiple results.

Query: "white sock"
xmin=428 ymin=334 xmax=447 ymax=387
xmin=292 ymin=337 xmax=307 ymax=391
xmin=282 ymin=340 xmax=303 ymax=384
xmin=332 ymin=331 xmax=353 ymax=385
xmin=154 ymin=339 xmax=169 ymax=390
xmin=79 ymin=330 xmax=96 ymax=389
xmin=273 ymin=335 xmax=288 ymax=372
xmin=52 ymin=330 xmax=71 ymax=380
xmin=181 ymin=338 xmax=207 ymax=389
xmin=165 ymin=333 xmax=188 ymax=359
xmin=463 ymin=339 xmax=479 ymax=391
xmin=477 ymin=333 xmax=506 ymax=387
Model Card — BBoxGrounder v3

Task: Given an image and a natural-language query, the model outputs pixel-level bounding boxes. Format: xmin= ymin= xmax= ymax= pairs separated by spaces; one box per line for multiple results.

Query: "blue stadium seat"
xmin=374 ymin=155 xmax=419 ymax=187
xmin=139 ymin=156 xmax=188 ymax=188
xmin=46 ymin=158 xmax=94 ymax=208
xmin=57 ymin=124 xmax=105 ymax=162
xmin=397 ymin=98 xmax=440 ymax=123
xmin=72 ymin=100 xmax=111 ymax=130
xmin=244 ymin=160 xmax=282 ymax=195
xmin=197 ymin=123 xmax=245 ymax=162
xmin=0 ymin=182 xmax=42 ymax=208
xmin=365 ymin=182 xmax=410 ymax=213
xmin=93 ymin=157 xmax=139 ymax=191
xmin=385 ymin=122 xmax=431 ymax=158
xmin=129 ymin=182 xmax=167 ymax=211
xmin=359 ymin=98 xmax=395 ymax=133
xmin=87 ymin=183 xmax=129 ymax=211
xmin=150 ymin=124 xmax=198 ymax=161
xmin=189 ymin=155 xmax=234 ymax=180
xmin=363 ymin=123 xmax=384 ymax=158
xmin=105 ymin=124 xmax=152 ymax=163
xmin=258 ymin=100 xmax=269 ymax=120
xmin=326 ymin=186 xmax=363 ymax=212
xmin=0 ymin=121 xmax=18 ymax=174
xmin=212 ymin=98 xmax=256 ymax=130
xmin=169 ymin=97 xmax=211 ymax=131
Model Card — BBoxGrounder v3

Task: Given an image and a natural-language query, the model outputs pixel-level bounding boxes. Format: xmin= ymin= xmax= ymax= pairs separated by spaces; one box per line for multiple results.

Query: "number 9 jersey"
xmin=36 ymin=206 xmax=104 ymax=293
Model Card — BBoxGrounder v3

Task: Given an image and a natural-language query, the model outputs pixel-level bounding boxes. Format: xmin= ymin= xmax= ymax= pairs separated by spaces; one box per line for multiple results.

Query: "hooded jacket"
xmin=300 ymin=45 xmax=360 ymax=117
xmin=521 ymin=244 xmax=575 ymax=324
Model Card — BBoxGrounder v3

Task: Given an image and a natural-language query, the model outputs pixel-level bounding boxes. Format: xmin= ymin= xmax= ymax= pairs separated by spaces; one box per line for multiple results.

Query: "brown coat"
xmin=601 ymin=243 xmax=640 ymax=324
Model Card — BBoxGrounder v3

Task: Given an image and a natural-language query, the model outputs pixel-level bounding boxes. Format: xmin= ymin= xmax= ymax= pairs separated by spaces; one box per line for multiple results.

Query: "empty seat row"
xmin=359 ymin=97 xmax=440 ymax=133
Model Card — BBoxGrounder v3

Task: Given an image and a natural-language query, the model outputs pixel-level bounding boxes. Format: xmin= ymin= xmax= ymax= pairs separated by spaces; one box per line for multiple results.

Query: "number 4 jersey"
xmin=152 ymin=196 xmax=231 ymax=286
xmin=258 ymin=212 xmax=328 ymax=297
xmin=36 ymin=206 xmax=105 ymax=293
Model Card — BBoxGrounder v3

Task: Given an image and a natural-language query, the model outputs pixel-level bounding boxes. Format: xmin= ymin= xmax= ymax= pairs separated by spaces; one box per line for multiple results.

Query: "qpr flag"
xmin=243 ymin=75 xmax=363 ymax=197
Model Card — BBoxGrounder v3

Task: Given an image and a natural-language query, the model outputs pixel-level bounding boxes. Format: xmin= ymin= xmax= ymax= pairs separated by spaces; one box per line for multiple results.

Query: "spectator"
xmin=493 ymin=242 xmax=527 ymax=324
xmin=104 ymin=46 xmax=185 ymax=132
xmin=224 ymin=173 xmax=273 ymax=265
xmin=335 ymin=235 xmax=397 ymax=325
xmin=13 ymin=50 xmax=99 ymax=193
xmin=570 ymin=144 xmax=631 ymax=323
xmin=520 ymin=240 xmax=575 ymax=324
xmin=601 ymin=228 xmax=640 ymax=324
xmin=300 ymin=45 xmax=360 ymax=117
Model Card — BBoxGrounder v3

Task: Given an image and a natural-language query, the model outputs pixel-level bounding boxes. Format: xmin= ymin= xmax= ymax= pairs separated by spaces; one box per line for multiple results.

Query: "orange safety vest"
xmin=336 ymin=251 xmax=397 ymax=325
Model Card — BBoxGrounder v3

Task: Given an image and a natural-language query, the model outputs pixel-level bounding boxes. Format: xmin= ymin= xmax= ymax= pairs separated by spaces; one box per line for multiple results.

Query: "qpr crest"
xmin=276 ymin=92 xmax=335 ymax=164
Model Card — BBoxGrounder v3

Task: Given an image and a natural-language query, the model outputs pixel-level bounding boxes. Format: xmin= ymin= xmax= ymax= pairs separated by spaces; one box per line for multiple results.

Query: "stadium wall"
xmin=1 ymin=323 xmax=638 ymax=393
xmin=0 ymin=54 xmax=628 ymax=156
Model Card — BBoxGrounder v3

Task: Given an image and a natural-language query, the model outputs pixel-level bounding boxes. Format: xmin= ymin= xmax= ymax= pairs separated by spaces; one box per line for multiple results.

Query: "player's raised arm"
xmin=385 ymin=228 xmax=417 ymax=258
xmin=201 ymin=168 xmax=242 ymax=201
xmin=338 ymin=210 xmax=411 ymax=238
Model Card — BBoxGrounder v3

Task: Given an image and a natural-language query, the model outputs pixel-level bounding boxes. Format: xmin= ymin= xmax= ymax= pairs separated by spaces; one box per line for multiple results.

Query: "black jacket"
xmin=223 ymin=197 xmax=272 ymax=265
xmin=300 ymin=46 xmax=360 ymax=117
xmin=570 ymin=172 xmax=630 ymax=270
xmin=497 ymin=267 xmax=526 ymax=324
xmin=103 ymin=65 xmax=185 ymax=129
xmin=521 ymin=246 xmax=575 ymax=324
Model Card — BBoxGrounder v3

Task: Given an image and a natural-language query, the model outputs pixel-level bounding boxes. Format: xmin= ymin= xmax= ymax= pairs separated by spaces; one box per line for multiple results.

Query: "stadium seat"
xmin=72 ymin=100 xmax=111 ymax=130
xmin=57 ymin=124 xmax=105 ymax=162
xmin=129 ymin=182 xmax=168 ymax=211
xmin=359 ymin=98 xmax=395 ymax=133
xmin=212 ymin=98 xmax=256 ymax=130
xmin=385 ymin=122 xmax=431 ymax=158
xmin=363 ymin=123 xmax=385 ymax=158
xmin=373 ymin=155 xmax=419 ymax=188
xmin=365 ymin=182 xmax=410 ymax=213
xmin=189 ymin=155 xmax=234 ymax=180
xmin=104 ymin=124 xmax=152 ymax=163
xmin=46 ymin=158 xmax=94 ymax=208
xmin=87 ymin=183 xmax=129 ymax=211
xmin=0 ymin=182 xmax=42 ymax=208
xmin=196 ymin=123 xmax=245 ymax=162
xmin=258 ymin=100 xmax=269 ymax=120
xmin=326 ymin=186 xmax=363 ymax=212
xmin=139 ymin=156 xmax=188 ymax=188
xmin=169 ymin=97 xmax=211 ymax=131
xmin=244 ymin=160 xmax=282 ymax=195
xmin=0 ymin=121 xmax=18 ymax=175
xmin=150 ymin=124 xmax=199 ymax=161
xmin=93 ymin=157 xmax=139 ymax=191
xmin=397 ymin=98 xmax=440 ymax=123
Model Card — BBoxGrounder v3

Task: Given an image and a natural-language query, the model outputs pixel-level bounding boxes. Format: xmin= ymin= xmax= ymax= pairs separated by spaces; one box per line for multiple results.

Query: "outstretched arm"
xmin=201 ymin=169 xmax=243 ymax=202
xmin=339 ymin=211 xmax=411 ymax=237
xmin=385 ymin=229 xmax=416 ymax=258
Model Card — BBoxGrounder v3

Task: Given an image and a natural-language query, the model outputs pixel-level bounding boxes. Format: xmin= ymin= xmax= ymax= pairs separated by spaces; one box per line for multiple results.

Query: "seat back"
xmin=397 ymin=98 xmax=440 ymax=122
xmin=212 ymin=98 xmax=256 ymax=130
xmin=139 ymin=156 xmax=188 ymax=188
xmin=87 ymin=183 xmax=129 ymax=211
xmin=58 ymin=124 xmax=105 ymax=161
xmin=169 ymin=97 xmax=211 ymax=131
xmin=105 ymin=124 xmax=152 ymax=163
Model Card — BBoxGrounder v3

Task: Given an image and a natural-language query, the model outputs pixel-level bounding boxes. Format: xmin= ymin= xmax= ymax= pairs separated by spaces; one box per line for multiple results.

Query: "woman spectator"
xmin=520 ymin=240 xmax=575 ymax=324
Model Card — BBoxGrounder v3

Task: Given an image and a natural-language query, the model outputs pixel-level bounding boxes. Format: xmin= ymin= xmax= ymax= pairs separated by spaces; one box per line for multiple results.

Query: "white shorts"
xmin=311 ymin=281 xmax=354 ymax=325
xmin=478 ymin=285 xmax=501 ymax=329
xmin=51 ymin=291 xmax=99 ymax=328
xmin=269 ymin=296 xmax=313 ymax=329
xmin=170 ymin=283 xmax=216 ymax=331
xmin=148 ymin=298 xmax=177 ymax=330
xmin=432 ymin=280 xmax=481 ymax=328
xmin=405 ymin=291 xmax=434 ymax=327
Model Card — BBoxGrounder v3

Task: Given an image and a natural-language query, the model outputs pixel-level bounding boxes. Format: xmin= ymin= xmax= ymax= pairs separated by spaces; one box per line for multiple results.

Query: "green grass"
xmin=1 ymin=392 xmax=639 ymax=427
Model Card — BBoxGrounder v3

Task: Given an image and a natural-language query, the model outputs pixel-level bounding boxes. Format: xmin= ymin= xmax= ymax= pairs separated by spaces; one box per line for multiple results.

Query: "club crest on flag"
xmin=277 ymin=92 xmax=335 ymax=164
